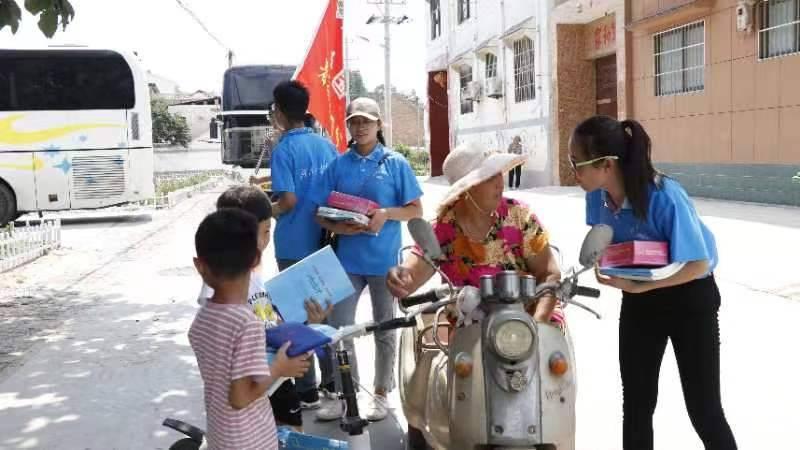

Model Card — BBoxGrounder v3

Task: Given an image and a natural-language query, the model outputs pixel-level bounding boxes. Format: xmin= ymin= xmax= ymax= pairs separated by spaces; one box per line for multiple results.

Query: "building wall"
xmin=629 ymin=0 xmax=800 ymax=206
xmin=549 ymin=0 xmax=628 ymax=185
xmin=375 ymin=93 xmax=425 ymax=149
xmin=424 ymin=0 xmax=555 ymax=187
xmin=554 ymin=24 xmax=597 ymax=185
xmin=168 ymin=105 xmax=220 ymax=141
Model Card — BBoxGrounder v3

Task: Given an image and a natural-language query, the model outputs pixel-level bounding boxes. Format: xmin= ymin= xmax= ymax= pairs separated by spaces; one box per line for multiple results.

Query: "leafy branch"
xmin=0 ymin=0 xmax=75 ymax=38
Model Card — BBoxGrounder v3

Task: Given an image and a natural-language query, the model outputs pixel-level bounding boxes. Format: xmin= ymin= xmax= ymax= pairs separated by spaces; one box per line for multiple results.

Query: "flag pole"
xmin=343 ymin=1 xmax=350 ymax=144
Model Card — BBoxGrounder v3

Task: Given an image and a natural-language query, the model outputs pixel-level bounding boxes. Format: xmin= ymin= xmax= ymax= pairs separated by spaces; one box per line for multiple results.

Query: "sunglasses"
xmin=569 ymin=155 xmax=619 ymax=171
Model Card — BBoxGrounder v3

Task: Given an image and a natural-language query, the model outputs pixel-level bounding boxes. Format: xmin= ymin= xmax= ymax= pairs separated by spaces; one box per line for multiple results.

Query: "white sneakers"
xmin=364 ymin=394 xmax=389 ymax=422
xmin=315 ymin=389 xmax=343 ymax=421
xmin=314 ymin=391 xmax=391 ymax=422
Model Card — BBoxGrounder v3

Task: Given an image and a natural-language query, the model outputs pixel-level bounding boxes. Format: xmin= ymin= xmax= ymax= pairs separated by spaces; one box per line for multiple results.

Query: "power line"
xmin=174 ymin=0 xmax=230 ymax=52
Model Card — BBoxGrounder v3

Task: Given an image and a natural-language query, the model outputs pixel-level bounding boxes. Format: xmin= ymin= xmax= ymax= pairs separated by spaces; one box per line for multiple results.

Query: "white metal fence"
xmin=0 ymin=219 xmax=62 ymax=273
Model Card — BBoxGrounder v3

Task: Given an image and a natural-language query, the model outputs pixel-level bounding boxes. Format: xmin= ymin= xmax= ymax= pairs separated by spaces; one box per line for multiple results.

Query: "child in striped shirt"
xmin=189 ymin=209 xmax=309 ymax=449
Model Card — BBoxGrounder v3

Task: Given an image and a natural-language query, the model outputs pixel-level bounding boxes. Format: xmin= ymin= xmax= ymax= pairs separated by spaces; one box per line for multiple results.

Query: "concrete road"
xmin=0 ymin=179 xmax=798 ymax=449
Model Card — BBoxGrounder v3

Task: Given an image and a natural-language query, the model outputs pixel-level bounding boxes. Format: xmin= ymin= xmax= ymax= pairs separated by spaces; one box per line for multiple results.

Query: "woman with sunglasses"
xmin=569 ymin=115 xmax=737 ymax=450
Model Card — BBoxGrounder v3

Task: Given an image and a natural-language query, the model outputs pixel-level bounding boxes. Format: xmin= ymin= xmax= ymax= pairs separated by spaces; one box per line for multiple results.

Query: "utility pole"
xmin=383 ymin=0 xmax=392 ymax=148
xmin=367 ymin=1 xmax=409 ymax=149
xmin=344 ymin=42 xmax=351 ymax=105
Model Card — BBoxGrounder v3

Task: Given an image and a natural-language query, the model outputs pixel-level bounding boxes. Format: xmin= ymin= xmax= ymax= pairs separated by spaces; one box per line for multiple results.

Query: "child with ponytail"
xmin=569 ymin=115 xmax=737 ymax=450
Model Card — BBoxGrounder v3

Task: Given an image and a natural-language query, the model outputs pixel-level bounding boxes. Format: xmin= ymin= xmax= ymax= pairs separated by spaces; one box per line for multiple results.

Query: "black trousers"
xmin=508 ymin=165 xmax=522 ymax=188
xmin=619 ymin=275 xmax=737 ymax=450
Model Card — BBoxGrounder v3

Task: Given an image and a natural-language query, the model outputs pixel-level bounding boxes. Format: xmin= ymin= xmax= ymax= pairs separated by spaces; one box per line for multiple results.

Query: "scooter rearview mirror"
xmin=408 ymin=218 xmax=443 ymax=260
xmin=579 ymin=224 xmax=614 ymax=268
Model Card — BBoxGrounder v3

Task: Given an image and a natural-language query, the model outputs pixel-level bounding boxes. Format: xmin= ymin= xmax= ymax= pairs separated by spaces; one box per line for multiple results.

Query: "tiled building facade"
xmin=425 ymin=0 xmax=800 ymax=206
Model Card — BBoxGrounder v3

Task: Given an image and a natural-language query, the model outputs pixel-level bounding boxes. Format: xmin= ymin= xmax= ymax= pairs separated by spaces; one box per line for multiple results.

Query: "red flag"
xmin=295 ymin=0 xmax=347 ymax=152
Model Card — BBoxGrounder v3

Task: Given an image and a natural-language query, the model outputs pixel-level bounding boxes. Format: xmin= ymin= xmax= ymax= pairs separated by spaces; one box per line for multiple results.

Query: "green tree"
xmin=348 ymin=70 xmax=369 ymax=99
xmin=0 ymin=0 xmax=75 ymax=37
xmin=151 ymin=99 xmax=191 ymax=148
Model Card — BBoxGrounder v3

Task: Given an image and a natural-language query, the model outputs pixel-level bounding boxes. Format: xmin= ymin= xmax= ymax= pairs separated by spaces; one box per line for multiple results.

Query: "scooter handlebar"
xmin=575 ymin=285 xmax=601 ymax=298
xmin=366 ymin=317 xmax=418 ymax=332
xmin=400 ymin=289 xmax=440 ymax=308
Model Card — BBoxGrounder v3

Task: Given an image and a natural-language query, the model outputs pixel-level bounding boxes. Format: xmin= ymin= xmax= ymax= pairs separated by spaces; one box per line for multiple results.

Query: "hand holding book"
xmin=305 ymin=298 xmax=333 ymax=324
xmin=270 ymin=341 xmax=312 ymax=378
xmin=366 ymin=208 xmax=389 ymax=235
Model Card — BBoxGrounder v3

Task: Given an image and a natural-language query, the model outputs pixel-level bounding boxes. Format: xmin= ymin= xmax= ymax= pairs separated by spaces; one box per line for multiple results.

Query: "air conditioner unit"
xmin=486 ymin=77 xmax=503 ymax=98
xmin=736 ymin=0 xmax=756 ymax=33
xmin=465 ymin=80 xmax=482 ymax=102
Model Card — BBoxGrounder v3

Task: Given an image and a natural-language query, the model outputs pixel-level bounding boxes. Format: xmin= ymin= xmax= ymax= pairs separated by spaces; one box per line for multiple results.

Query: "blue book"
xmin=266 ymin=322 xmax=332 ymax=357
xmin=264 ymin=245 xmax=355 ymax=324
xmin=599 ymin=262 xmax=685 ymax=281
xmin=277 ymin=426 xmax=349 ymax=449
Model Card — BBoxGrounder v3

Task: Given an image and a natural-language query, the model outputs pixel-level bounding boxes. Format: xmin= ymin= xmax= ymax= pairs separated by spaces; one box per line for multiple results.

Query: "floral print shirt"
xmin=428 ymin=197 xmax=564 ymax=325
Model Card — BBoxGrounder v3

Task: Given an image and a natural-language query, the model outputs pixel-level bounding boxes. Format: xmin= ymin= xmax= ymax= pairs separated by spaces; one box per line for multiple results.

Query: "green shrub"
xmin=156 ymin=174 xmax=211 ymax=196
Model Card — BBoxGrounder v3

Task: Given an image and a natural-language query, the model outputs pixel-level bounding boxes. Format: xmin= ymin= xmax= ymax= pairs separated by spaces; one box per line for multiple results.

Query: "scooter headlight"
xmin=492 ymin=319 xmax=534 ymax=360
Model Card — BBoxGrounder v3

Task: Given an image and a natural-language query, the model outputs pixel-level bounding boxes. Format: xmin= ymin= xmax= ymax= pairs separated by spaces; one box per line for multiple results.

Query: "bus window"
xmin=0 ymin=50 xmax=135 ymax=111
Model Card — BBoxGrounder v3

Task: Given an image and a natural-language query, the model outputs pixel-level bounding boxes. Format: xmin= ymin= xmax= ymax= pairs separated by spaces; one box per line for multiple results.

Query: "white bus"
xmin=0 ymin=47 xmax=154 ymax=225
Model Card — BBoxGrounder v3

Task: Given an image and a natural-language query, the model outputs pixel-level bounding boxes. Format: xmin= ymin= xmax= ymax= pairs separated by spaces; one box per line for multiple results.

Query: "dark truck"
xmin=218 ymin=64 xmax=295 ymax=168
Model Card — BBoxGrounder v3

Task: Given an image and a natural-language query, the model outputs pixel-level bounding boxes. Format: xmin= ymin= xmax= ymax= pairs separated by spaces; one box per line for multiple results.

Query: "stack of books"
xmin=316 ymin=191 xmax=376 ymax=226
xmin=598 ymin=241 xmax=684 ymax=281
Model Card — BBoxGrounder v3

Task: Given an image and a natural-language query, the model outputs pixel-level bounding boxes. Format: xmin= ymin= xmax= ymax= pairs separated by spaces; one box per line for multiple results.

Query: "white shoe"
xmin=365 ymin=395 xmax=389 ymax=422
xmin=315 ymin=397 xmax=344 ymax=421
xmin=319 ymin=388 xmax=338 ymax=401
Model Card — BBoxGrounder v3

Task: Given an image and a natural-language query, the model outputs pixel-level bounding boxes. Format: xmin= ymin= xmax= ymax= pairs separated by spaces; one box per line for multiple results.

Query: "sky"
xmin=0 ymin=0 xmax=428 ymax=96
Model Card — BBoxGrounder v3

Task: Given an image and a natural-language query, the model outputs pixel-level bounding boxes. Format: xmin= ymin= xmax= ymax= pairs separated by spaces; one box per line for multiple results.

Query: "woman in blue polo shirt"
xmin=570 ymin=116 xmax=737 ymax=450
xmin=312 ymin=97 xmax=423 ymax=422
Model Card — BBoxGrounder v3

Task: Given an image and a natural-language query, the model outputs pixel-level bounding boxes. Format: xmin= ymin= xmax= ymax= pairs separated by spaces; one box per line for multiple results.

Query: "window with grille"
xmin=759 ymin=0 xmax=800 ymax=59
xmin=513 ymin=37 xmax=535 ymax=103
xmin=654 ymin=21 xmax=704 ymax=96
xmin=430 ymin=0 xmax=442 ymax=40
xmin=459 ymin=66 xmax=474 ymax=114
xmin=458 ymin=0 xmax=471 ymax=24
xmin=484 ymin=53 xmax=498 ymax=79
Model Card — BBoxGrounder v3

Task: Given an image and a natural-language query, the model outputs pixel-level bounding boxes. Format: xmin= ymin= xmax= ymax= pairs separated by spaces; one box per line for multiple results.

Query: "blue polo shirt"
xmin=586 ymin=177 xmax=718 ymax=274
xmin=311 ymin=144 xmax=424 ymax=276
xmin=270 ymin=128 xmax=338 ymax=261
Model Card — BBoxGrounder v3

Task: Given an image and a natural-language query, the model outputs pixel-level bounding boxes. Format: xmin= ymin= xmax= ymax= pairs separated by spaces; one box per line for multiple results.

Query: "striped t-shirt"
xmin=188 ymin=302 xmax=278 ymax=450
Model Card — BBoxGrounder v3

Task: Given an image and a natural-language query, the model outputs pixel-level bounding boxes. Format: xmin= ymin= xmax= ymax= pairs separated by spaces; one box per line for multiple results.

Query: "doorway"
xmin=595 ymin=54 xmax=617 ymax=118
xmin=428 ymin=71 xmax=449 ymax=177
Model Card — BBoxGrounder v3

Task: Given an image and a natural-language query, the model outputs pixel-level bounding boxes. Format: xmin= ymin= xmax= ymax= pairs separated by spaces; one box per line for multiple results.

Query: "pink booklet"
xmin=600 ymin=241 xmax=669 ymax=268
xmin=327 ymin=191 xmax=379 ymax=215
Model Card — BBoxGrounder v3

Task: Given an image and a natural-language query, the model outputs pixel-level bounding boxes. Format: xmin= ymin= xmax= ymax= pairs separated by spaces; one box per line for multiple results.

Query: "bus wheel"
xmin=0 ymin=182 xmax=17 ymax=227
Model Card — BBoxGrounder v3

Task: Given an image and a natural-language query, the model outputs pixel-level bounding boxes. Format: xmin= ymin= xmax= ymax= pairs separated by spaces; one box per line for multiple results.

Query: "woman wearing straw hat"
xmin=386 ymin=141 xmax=562 ymax=325
xmin=310 ymin=97 xmax=424 ymax=422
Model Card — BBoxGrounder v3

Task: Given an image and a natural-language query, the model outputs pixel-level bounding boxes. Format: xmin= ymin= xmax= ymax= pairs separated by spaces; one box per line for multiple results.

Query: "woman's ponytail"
xmin=619 ymin=119 xmax=656 ymax=219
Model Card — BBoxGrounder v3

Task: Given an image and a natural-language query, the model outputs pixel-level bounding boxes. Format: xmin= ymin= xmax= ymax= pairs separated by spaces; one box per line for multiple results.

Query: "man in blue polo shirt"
xmin=266 ymin=80 xmax=338 ymax=408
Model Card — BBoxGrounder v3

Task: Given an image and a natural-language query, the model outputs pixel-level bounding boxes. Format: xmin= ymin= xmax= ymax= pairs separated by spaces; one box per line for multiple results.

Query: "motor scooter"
xmin=397 ymin=219 xmax=613 ymax=450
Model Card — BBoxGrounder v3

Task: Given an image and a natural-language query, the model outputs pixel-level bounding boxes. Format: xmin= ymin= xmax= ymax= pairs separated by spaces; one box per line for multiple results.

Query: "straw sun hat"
xmin=438 ymin=141 xmax=526 ymax=215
